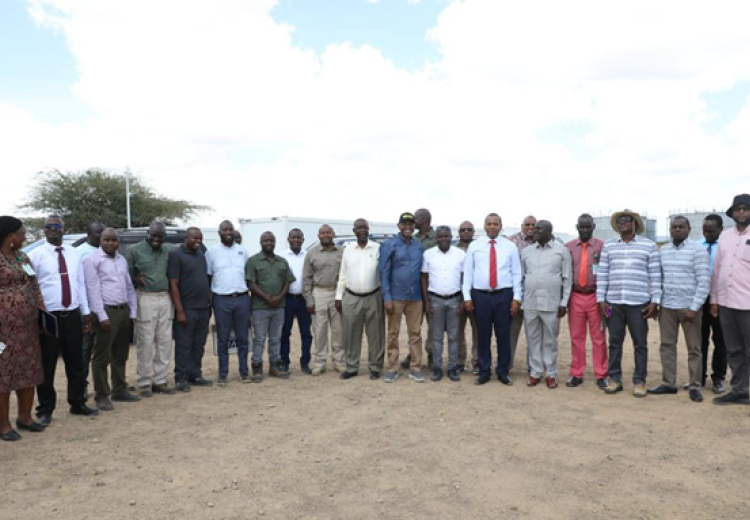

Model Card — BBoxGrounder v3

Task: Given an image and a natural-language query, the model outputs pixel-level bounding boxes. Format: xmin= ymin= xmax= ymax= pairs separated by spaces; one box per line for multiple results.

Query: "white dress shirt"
xmin=462 ymin=235 xmax=523 ymax=301
xmin=336 ymin=241 xmax=381 ymax=299
xmin=422 ymin=246 xmax=465 ymax=296
xmin=282 ymin=248 xmax=306 ymax=295
xmin=206 ymin=242 xmax=249 ymax=295
xmin=28 ymin=241 xmax=90 ymax=314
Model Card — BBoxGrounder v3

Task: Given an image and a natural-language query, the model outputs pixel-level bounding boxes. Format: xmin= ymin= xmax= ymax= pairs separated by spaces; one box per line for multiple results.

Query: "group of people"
xmin=1 ymin=193 xmax=749 ymax=442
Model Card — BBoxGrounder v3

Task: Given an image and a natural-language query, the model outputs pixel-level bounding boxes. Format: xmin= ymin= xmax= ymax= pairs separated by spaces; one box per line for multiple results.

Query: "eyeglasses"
xmin=459 ymin=228 xmax=474 ymax=232
xmin=44 ymin=224 xmax=63 ymax=230
xmin=616 ymin=216 xmax=633 ymax=223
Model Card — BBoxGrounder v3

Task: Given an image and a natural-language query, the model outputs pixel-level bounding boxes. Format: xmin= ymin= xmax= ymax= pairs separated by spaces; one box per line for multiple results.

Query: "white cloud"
xmin=2 ymin=0 xmax=749 ymax=236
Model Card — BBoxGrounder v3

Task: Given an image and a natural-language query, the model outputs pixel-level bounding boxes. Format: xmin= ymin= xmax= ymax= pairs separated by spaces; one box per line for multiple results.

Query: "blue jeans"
xmin=252 ymin=308 xmax=285 ymax=365
xmin=213 ymin=294 xmax=251 ymax=378
xmin=472 ymin=288 xmax=512 ymax=377
xmin=607 ymin=302 xmax=649 ymax=384
xmin=281 ymin=294 xmax=313 ymax=366
xmin=173 ymin=307 xmax=210 ymax=382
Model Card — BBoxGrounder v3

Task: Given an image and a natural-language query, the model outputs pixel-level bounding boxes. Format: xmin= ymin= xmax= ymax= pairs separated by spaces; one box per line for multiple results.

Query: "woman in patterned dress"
xmin=0 ymin=216 xmax=47 ymax=441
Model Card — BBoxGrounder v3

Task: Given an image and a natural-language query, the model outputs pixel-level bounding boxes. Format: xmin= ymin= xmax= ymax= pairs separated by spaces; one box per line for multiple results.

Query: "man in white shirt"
xmin=29 ymin=215 xmax=99 ymax=426
xmin=335 ymin=219 xmax=385 ymax=380
xmin=280 ymin=229 xmax=313 ymax=374
xmin=422 ymin=226 xmax=465 ymax=382
xmin=463 ymin=213 xmax=523 ymax=386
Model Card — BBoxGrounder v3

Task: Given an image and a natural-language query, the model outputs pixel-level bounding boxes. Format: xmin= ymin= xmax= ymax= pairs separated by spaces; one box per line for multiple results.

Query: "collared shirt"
xmin=206 ymin=242 xmax=248 ymax=295
xmin=303 ymin=244 xmax=343 ymax=307
xmin=167 ymin=245 xmax=210 ymax=309
xmin=83 ymin=248 xmax=137 ymax=322
xmin=379 ymin=234 xmax=424 ymax=302
xmin=508 ymin=231 xmax=536 ymax=256
xmin=282 ymin=248 xmax=306 ymax=295
xmin=462 ymin=236 xmax=523 ymax=301
xmin=76 ymin=242 xmax=98 ymax=260
xmin=596 ymin=235 xmax=662 ymax=306
xmin=28 ymin=242 xmax=90 ymax=314
xmin=565 ymin=237 xmax=604 ymax=291
xmin=660 ymin=239 xmax=710 ymax=311
xmin=700 ymin=238 xmax=719 ymax=276
xmin=336 ymin=241 xmax=380 ymax=299
xmin=710 ymin=226 xmax=750 ymax=310
xmin=414 ymin=227 xmax=438 ymax=251
xmin=125 ymin=240 xmax=171 ymax=292
xmin=422 ymin=246 xmax=465 ymax=296
xmin=245 ymin=253 xmax=295 ymax=310
xmin=521 ymin=241 xmax=572 ymax=311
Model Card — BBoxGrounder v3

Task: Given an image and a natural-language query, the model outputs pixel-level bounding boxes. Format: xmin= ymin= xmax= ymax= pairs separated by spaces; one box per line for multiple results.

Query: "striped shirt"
xmin=596 ymin=235 xmax=662 ymax=306
xmin=660 ymin=239 xmax=710 ymax=311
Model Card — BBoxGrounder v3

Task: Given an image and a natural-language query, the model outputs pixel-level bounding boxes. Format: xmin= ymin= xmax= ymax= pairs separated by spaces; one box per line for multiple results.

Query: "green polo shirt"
xmin=245 ymin=252 xmax=296 ymax=310
xmin=125 ymin=240 xmax=171 ymax=292
xmin=414 ymin=227 xmax=438 ymax=251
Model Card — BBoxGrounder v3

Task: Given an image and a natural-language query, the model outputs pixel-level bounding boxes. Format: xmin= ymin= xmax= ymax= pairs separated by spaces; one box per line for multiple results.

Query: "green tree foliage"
xmin=20 ymin=169 xmax=210 ymax=232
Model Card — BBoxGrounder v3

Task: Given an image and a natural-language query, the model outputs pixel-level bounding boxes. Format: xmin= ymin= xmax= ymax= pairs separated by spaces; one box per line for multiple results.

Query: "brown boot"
xmin=251 ymin=363 xmax=263 ymax=383
xmin=269 ymin=361 xmax=289 ymax=379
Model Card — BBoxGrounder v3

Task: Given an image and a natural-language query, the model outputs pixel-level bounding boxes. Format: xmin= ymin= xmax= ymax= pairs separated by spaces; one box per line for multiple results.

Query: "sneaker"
xmin=152 ymin=384 xmax=176 ymax=395
xmin=240 ymin=374 xmax=252 ymax=384
xmin=447 ymin=369 xmax=460 ymax=382
xmin=566 ymin=376 xmax=583 ymax=387
xmin=251 ymin=364 xmax=263 ymax=383
xmin=217 ymin=377 xmax=228 ymax=387
xmin=633 ymin=383 xmax=647 ymax=398
xmin=596 ymin=378 xmax=608 ymax=390
xmin=300 ymin=364 xmax=312 ymax=374
xmin=176 ymin=380 xmax=191 ymax=393
xmin=383 ymin=371 xmax=398 ymax=383
xmin=95 ymin=397 xmax=114 ymax=411
xmin=409 ymin=370 xmax=426 ymax=383
xmin=712 ymin=380 xmax=726 ymax=394
xmin=527 ymin=376 xmax=540 ymax=387
xmin=139 ymin=385 xmax=153 ymax=398
xmin=456 ymin=364 xmax=466 ymax=373
xmin=546 ymin=377 xmax=558 ymax=389
xmin=472 ymin=364 xmax=480 ymax=376
xmin=311 ymin=366 xmax=326 ymax=376
xmin=604 ymin=380 xmax=623 ymax=394
xmin=713 ymin=392 xmax=750 ymax=406
xmin=431 ymin=368 xmax=443 ymax=382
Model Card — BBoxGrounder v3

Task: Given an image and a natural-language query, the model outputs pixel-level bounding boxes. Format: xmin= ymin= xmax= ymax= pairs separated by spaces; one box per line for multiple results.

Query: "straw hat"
xmin=610 ymin=209 xmax=645 ymax=235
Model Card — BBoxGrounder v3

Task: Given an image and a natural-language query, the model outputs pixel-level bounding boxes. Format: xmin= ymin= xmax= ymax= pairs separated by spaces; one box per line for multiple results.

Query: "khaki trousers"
xmin=458 ymin=311 xmax=478 ymax=366
xmin=135 ymin=291 xmax=174 ymax=387
xmin=342 ymin=290 xmax=385 ymax=373
xmin=659 ymin=306 xmax=703 ymax=388
xmin=312 ymin=287 xmax=344 ymax=368
xmin=386 ymin=300 xmax=423 ymax=371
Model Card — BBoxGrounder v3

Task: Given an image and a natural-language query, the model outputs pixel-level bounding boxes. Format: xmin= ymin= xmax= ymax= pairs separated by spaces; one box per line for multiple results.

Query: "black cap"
xmin=399 ymin=212 xmax=415 ymax=223
xmin=727 ymin=193 xmax=750 ymax=218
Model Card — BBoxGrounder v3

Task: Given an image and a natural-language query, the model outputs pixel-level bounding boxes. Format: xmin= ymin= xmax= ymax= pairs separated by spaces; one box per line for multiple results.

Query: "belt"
xmin=105 ymin=303 xmax=129 ymax=310
xmin=215 ymin=292 xmax=248 ymax=298
xmin=573 ymin=286 xmax=596 ymax=295
xmin=428 ymin=291 xmax=462 ymax=300
xmin=314 ymin=285 xmax=337 ymax=290
xmin=51 ymin=308 xmax=80 ymax=319
xmin=288 ymin=293 xmax=305 ymax=298
xmin=346 ymin=287 xmax=380 ymax=298
xmin=472 ymin=288 xmax=511 ymax=295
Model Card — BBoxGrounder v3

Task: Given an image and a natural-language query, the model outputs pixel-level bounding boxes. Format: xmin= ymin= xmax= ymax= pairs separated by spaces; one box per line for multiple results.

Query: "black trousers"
xmin=701 ymin=300 xmax=727 ymax=384
xmin=36 ymin=308 xmax=86 ymax=416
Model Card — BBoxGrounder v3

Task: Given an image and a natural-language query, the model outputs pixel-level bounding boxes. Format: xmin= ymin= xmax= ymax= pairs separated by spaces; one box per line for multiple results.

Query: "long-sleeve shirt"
xmin=462 ymin=236 xmax=522 ymax=301
xmin=28 ymin=242 xmax=89 ymax=314
xmin=660 ymin=239 xmax=710 ymax=311
xmin=379 ymin=235 xmax=424 ymax=302
xmin=596 ymin=235 xmax=662 ymax=306
xmin=83 ymin=248 xmax=137 ymax=322
xmin=302 ymin=244 xmax=343 ymax=308
xmin=336 ymin=241 xmax=380 ymax=300
xmin=710 ymin=226 xmax=750 ymax=310
xmin=508 ymin=231 xmax=536 ymax=256
xmin=520 ymin=241 xmax=572 ymax=311
xmin=565 ymin=237 xmax=604 ymax=292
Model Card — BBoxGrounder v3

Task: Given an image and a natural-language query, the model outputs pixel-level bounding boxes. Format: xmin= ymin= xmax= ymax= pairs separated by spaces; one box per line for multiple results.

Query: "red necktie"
xmin=489 ymin=239 xmax=498 ymax=289
xmin=56 ymin=247 xmax=72 ymax=308
xmin=579 ymin=242 xmax=588 ymax=287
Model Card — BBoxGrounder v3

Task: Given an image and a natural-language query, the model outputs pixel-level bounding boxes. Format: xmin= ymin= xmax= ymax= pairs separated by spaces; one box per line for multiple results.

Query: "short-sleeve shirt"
xmin=167 ymin=245 xmax=210 ymax=309
xmin=245 ymin=253 xmax=296 ymax=310
xmin=206 ymin=242 xmax=248 ymax=295
xmin=125 ymin=240 xmax=171 ymax=292
xmin=422 ymin=246 xmax=465 ymax=296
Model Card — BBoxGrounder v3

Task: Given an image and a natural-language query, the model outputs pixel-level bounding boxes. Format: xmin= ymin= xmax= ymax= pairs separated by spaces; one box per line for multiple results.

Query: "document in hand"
xmin=38 ymin=309 xmax=59 ymax=338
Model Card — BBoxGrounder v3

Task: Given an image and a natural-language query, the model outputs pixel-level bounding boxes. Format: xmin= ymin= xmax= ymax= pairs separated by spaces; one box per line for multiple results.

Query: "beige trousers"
xmin=135 ymin=291 xmax=174 ymax=387
xmin=386 ymin=300 xmax=423 ymax=371
xmin=659 ymin=306 xmax=703 ymax=388
xmin=312 ymin=287 xmax=344 ymax=368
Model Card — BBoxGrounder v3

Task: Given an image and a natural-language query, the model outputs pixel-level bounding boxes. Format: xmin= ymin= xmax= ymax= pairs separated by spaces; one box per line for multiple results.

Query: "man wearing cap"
xmin=456 ymin=221 xmax=479 ymax=374
xmin=379 ymin=213 xmax=425 ymax=383
xmin=711 ymin=194 xmax=750 ymax=409
xmin=597 ymin=210 xmax=661 ymax=398
xmin=508 ymin=215 xmax=537 ymax=371
xmin=463 ymin=213 xmax=523 ymax=386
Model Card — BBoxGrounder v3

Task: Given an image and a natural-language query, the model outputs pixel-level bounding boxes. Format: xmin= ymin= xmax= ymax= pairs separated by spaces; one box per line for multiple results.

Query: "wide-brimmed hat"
xmin=610 ymin=209 xmax=645 ymax=235
xmin=726 ymin=193 xmax=750 ymax=218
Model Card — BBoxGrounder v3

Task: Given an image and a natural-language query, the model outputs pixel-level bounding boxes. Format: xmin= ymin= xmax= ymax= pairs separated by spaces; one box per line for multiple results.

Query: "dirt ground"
xmin=2 ymin=319 xmax=750 ymax=520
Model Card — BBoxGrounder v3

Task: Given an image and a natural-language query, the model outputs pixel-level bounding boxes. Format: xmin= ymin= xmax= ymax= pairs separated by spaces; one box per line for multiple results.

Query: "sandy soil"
xmin=2 ymin=320 xmax=750 ymax=520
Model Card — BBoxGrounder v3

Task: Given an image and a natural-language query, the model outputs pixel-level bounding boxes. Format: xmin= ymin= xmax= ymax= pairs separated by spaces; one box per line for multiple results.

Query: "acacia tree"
xmin=20 ymin=168 xmax=210 ymax=233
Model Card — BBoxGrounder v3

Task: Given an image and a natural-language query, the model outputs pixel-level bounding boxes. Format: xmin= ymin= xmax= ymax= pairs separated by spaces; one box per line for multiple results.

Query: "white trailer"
xmin=238 ymin=216 xmax=398 ymax=256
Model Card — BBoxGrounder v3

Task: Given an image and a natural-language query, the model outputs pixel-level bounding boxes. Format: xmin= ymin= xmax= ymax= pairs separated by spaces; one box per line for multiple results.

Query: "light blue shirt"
xmin=76 ymin=242 xmax=98 ymax=260
xmin=700 ymin=238 xmax=718 ymax=276
xmin=206 ymin=242 xmax=249 ymax=295
xmin=462 ymin=236 xmax=522 ymax=301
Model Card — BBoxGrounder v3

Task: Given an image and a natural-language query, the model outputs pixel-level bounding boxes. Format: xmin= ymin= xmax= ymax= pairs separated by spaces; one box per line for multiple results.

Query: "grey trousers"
xmin=251 ymin=308 xmax=284 ymax=365
xmin=342 ymin=290 xmax=385 ymax=373
xmin=429 ymin=295 xmax=461 ymax=370
xmin=510 ymin=311 xmax=524 ymax=370
xmin=658 ymin=307 xmax=703 ymax=388
xmin=719 ymin=307 xmax=750 ymax=395
xmin=524 ymin=310 xmax=560 ymax=379
xmin=608 ymin=302 xmax=649 ymax=384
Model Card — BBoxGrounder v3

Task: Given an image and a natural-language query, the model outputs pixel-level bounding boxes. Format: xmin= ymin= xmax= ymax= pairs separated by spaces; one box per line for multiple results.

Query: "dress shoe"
xmin=176 ymin=380 xmax=191 ymax=392
xmin=95 ymin=397 xmax=114 ymax=411
xmin=431 ymin=368 xmax=443 ymax=382
xmin=497 ymin=374 xmax=513 ymax=386
xmin=712 ymin=380 xmax=726 ymax=394
xmin=456 ymin=364 xmax=466 ymax=373
xmin=447 ymin=369 xmax=460 ymax=382
xmin=596 ymin=378 xmax=608 ymax=390
xmin=251 ymin=363 xmax=263 ymax=383
xmin=472 ymin=364 xmax=480 ymax=375
xmin=16 ymin=419 xmax=45 ymax=432
xmin=340 ymin=371 xmax=359 ymax=380
xmin=188 ymin=377 xmax=213 ymax=387
xmin=1 ymin=429 xmax=22 ymax=441
xmin=300 ymin=364 xmax=312 ymax=374
xmin=633 ymin=383 xmax=647 ymax=398
xmin=139 ymin=385 xmax=153 ymax=398
xmin=369 ymin=371 xmax=381 ymax=380
xmin=604 ymin=380 xmax=623 ymax=394
xmin=112 ymin=391 xmax=141 ymax=402
xmin=566 ymin=376 xmax=583 ymax=388
xmin=527 ymin=376 xmax=540 ymax=387
xmin=647 ymin=384 xmax=678 ymax=395
xmin=152 ymin=384 xmax=176 ymax=395
xmin=546 ymin=377 xmax=558 ymax=389
xmin=37 ymin=414 xmax=52 ymax=426
xmin=713 ymin=392 xmax=750 ymax=406
xmin=70 ymin=405 xmax=99 ymax=416
xmin=217 ymin=377 xmax=229 ymax=387
xmin=475 ymin=374 xmax=491 ymax=385
xmin=311 ymin=366 xmax=326 ymax=376
xmin=400 ymin=355 xmax=411 ymax=370
xmin=689 ymin=389 xmax=704 ymax=402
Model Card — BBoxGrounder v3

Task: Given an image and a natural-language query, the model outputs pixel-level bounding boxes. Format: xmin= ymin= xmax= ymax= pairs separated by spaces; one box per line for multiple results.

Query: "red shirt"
xmin=565 ymin=237 xmax=604 ymax=293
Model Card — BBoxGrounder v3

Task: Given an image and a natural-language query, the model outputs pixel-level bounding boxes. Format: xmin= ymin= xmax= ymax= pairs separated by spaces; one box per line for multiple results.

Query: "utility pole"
xmin=125 ymin=168 xmax=132 ymax=229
